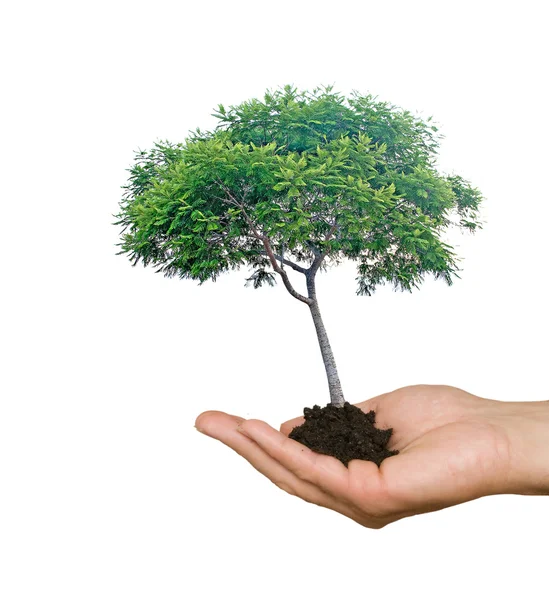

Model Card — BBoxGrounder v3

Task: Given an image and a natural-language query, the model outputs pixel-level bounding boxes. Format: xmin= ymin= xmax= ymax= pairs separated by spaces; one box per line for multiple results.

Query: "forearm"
xmin=485 ymin=398 xmax=549 ymax=495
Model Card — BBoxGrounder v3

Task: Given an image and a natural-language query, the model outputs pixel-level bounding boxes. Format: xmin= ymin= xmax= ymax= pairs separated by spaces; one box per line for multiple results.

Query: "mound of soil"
xmin=289 ymin=402 xmax=398 ymax=467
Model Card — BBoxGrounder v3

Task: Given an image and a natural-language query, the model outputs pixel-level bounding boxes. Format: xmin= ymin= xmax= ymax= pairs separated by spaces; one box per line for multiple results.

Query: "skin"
xmin=194 ymin=385 xmax=549 ymax=528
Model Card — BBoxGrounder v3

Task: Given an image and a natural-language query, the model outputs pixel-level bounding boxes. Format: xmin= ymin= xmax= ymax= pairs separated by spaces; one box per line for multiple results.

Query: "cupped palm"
xmin=196 ymin=385 xmax=513 ymax=528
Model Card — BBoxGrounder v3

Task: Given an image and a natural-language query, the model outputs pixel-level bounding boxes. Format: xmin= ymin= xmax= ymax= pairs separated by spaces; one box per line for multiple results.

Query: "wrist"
xmin=485 ymin=399 xmax=549 ymax=495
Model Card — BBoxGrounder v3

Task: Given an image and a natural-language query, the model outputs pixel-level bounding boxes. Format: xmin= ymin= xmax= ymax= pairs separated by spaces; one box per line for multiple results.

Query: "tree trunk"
xmin=306 ymin=275 xmax=345 ymax=407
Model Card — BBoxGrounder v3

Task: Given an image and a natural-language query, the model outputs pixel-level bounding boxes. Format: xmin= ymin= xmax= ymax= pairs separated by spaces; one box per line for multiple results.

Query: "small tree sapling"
xmin=115 ymin=86 xmax=482 ymax=413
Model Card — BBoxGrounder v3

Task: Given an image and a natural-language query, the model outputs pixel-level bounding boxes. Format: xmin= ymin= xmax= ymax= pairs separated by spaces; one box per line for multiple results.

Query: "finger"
xmin=354 ymin=396 xmax=380 ymax=414
xmin=238 ymin=419 xmax=350 ymax=496
xmin=280 ymin=416 xmax=305 ymax=436
xmin=195 ymin=411 xmax=345 ymax=511
xmin=196 ymin=410 xmax=244 ymax=433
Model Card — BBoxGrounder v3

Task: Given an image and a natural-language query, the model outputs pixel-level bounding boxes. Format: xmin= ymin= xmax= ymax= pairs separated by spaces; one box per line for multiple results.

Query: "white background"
xmin=1 ymin=1 xmax=548 ymax=598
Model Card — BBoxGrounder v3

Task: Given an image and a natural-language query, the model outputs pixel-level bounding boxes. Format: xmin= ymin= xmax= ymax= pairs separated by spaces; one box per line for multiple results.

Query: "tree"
xmin=115 ymin=85 xmax=482 ymax=408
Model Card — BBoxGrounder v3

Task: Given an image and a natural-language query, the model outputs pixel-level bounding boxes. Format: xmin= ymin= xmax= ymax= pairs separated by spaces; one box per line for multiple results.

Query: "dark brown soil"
xmin=289 ymin=402 xmax=398 ymax=467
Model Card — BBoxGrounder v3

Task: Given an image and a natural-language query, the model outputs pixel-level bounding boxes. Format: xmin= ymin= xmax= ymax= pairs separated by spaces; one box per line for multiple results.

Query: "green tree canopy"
xmin=115 ymin=85 xmax=482 ymax=298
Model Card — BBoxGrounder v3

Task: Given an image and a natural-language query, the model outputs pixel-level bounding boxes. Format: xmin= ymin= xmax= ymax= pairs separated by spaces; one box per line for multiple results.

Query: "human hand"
xmin=195 ymin=385 xmax=549 ymax=528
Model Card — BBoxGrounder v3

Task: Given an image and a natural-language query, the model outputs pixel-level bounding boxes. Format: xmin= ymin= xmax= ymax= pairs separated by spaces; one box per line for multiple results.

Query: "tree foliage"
xmin=115 ymin=85 xmax=482 ymax=296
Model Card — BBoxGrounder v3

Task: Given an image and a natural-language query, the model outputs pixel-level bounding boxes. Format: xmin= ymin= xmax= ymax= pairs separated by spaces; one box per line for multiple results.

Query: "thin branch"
xmin=261 ymin=235 xmax=312 ymax=305
xmin=257 ymin=250 xmax=308 ymax=274
xmin=306 ymin=240 xmax=321 ymax=257
xmin=307 ymin=221 xmax=340 ymax=279
xmin=307 ymin=252 xmax=324 ymax=279
xmin=216 ymin=181 xmax=311 ymax=305
xmin=323 ymin=221 xmax=339 ymax=245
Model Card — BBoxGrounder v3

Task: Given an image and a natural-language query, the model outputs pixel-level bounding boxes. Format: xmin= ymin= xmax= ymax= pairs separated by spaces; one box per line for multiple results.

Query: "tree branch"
xmin=307 ymin=221 xmax=340 ymax=279
xmin=306 ymin=240 xmax=321 ymax=257
xmin=257 ymin=250 xmax=308 ymax=274
xmin=261 ymin=236 xmax=312 ymax=305
xmin=216 ymin=181 xmax=311 ymax=305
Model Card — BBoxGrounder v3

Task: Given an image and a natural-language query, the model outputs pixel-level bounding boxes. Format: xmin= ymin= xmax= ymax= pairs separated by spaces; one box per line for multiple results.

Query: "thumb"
xmin=280 ymin=415 xmax=305 ymax=436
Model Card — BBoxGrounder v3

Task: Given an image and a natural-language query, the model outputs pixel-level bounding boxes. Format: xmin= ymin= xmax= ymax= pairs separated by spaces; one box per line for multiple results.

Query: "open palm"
xmin=195 ymin=385 xmax=513 ymax=528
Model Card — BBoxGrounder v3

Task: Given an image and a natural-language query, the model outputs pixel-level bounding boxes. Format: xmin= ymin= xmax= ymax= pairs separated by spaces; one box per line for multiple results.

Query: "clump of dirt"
xmin=289 ymin=402 xmax=398 ymax=467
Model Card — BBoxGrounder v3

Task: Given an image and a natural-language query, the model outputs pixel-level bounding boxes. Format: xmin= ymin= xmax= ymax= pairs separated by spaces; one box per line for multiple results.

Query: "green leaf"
xmin=287 ymin=187 xmax=301 ymax=197
xmin=117 ymin=85 xmax=481 ymax=294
